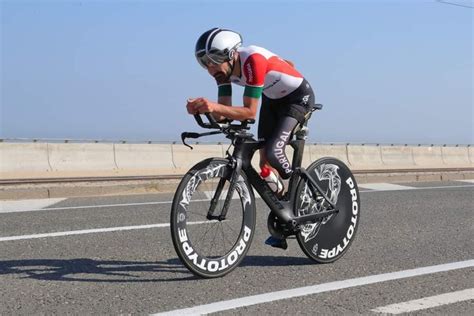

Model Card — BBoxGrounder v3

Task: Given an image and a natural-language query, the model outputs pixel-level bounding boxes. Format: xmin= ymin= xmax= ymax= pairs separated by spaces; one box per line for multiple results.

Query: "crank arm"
xmin=206 ymin=215 xmax=227 ymax=221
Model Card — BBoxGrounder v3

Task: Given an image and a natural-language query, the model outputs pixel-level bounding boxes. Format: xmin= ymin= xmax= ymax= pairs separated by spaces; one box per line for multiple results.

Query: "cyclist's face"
xmin=207 ymin=62 xmax=231 ymax=83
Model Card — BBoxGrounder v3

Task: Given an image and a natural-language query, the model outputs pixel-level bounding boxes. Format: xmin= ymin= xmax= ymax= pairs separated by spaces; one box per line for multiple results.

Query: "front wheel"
xmin=170 ymin=158 xmax=256 ymax=278
xmin=294 ymin=157 xmax=361 ymax=263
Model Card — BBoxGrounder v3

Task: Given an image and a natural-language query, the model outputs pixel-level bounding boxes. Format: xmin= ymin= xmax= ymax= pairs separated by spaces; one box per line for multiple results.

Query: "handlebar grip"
xmin=204 ymin=113 xmax=220 ymax=128
xmin=193 ymin=114 xmax=209 ymax=128
xmin=193 ymin=113 xmax=221 ymax=129
xmin=182 ymin=132 xmax=200 ymax=139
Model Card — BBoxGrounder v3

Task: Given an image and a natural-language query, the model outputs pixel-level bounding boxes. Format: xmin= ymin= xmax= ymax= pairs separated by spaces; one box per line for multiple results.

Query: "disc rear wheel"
xmin=294 ymin=157 xmax=361 ymax=263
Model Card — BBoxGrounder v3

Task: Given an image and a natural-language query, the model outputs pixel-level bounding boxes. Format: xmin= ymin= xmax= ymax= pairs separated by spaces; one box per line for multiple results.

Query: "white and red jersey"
xmin=230 ymin=45 xmax=304 ymax=100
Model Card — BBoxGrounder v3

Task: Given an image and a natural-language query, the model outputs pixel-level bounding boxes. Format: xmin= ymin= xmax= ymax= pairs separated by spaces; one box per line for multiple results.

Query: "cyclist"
xmin=187 ymin=28 xmax=316 ymax=249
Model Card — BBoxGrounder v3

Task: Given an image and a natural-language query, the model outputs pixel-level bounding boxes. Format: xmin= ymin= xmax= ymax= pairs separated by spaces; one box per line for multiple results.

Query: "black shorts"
xmin=258 ymin=78 xmax=315 ymax=141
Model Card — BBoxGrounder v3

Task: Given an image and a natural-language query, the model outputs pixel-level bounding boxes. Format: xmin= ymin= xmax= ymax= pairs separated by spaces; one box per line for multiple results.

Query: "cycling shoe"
xmin=265 ymin=236 xmax=288 ymax=250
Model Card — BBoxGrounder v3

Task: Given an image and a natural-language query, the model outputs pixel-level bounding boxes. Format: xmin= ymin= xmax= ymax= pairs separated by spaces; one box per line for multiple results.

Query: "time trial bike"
xmin=170 ymin=104 xmax=361 ymax=278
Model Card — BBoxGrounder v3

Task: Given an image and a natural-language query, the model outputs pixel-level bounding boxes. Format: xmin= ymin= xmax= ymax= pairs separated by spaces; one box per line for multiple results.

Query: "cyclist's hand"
xmin=186 ymin=98 xmax=201 ymax=114
xmin=186 ymin=97 xmax=214 ymax=114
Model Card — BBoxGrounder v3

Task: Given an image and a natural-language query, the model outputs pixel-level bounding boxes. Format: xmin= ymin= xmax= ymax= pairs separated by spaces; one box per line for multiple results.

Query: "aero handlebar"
xmin=193 ymin=113 xmax=255 ymax=131
xmin=193 ymin=113 xmax=222 ymax=129
xmin=181 ymin=113 xmax=256 ymax=149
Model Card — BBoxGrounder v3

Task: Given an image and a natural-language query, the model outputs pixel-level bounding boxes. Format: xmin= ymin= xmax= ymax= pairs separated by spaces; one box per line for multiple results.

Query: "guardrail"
xmin=1 ymin=138 xmax=472 ymax=147
xmin=1 ymin=140 xmax=473 ymax=180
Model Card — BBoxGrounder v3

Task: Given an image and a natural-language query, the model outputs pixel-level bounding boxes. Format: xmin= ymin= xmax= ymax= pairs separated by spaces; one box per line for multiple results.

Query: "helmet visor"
xmin=196 ymin=51 xmax=208 ymax=69
xmin=195 ymin=49 xmax=228 ymax=69
xmin=196 ymin=50 xmax=216 ymax=69
xmin=207 ymin=49 xmax=228 ymax=64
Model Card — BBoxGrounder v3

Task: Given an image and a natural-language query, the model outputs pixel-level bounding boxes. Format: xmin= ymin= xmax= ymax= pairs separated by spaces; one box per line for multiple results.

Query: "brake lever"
xmin=181 ymin=131 xmax=223 ymax=150
xmin=181 ymin=132 xmax=200 ymax=150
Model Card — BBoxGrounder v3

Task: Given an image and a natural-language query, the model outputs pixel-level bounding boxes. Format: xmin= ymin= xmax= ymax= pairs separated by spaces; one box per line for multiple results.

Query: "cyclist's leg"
xmin=264 ymin=116 xmax=299 ymax=179
xmin=258 ymin=96 xmax=290 ymax=249
xmin=262 ymin=79 xmax=315 ymax=179
xmin=262 ymin=115 xmax=300 ymax=250
xmin=262 ymin=79 xmax=316 ymax=249
xmin=258 ymin=95 xmax=279 ymax=171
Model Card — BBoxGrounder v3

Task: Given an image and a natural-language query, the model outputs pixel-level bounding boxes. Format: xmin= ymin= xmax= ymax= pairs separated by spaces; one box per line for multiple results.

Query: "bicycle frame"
xmin=212 ymin=132 xmax=339 ymax=232
xmin=186 ymin=112 xmax=338 ymax=233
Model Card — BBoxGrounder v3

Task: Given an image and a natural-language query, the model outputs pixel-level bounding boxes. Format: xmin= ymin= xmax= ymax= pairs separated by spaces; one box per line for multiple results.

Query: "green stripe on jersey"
xmin=244 ymin=86 xmax=263 ymax=98
xmin=218 ymin=84 xmax=232 ymax=97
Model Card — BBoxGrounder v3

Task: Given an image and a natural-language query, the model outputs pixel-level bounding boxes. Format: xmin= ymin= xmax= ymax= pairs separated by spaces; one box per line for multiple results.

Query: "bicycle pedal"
xmin=265 ymin=236 xmax=288 ymax=250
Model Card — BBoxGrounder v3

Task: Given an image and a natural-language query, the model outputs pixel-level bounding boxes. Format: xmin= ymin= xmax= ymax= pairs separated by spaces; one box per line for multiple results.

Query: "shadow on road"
xmin=0 ymin=258 xmax=195 ymax=282
xmin=0 ymin=255 xmax=313 ymax=282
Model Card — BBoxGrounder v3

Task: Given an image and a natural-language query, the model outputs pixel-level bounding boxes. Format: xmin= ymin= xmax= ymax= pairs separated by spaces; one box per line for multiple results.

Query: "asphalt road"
xmin=0 ymin=180 xmax=473 ymax=315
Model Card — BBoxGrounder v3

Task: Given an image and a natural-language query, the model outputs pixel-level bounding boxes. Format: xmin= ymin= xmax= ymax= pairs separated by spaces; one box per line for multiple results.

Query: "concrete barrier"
xmin=1 ymin=142 xmax=473 ymax=181
xmin=309 ymin=144 xmax=350 ymax=166
xmin=381 ymin=145 xmax=415 ymax=168
xmin=114 ymin=144 xmax=175 ymax=174
xmin=441 ymin=146 xmax=471 ymax=168
xmin=172 ymin=144 xmax=224 ymax=173
xmin=0 ymin=143 xmax=51 ymax=177
xmin=347 ymin=145 xmax=383 ymax=169
xmin=48 ymin=143 xmax=116 ymax=172
xmin=413 ymin=146 xmax=444 ymax=168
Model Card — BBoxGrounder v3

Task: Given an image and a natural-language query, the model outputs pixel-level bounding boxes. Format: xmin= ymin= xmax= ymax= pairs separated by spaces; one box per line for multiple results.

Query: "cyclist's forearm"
xmin=211 ymin=102 xmax=256 ymax=121
xmin=211 ymin=97 xmax=231 ymax=121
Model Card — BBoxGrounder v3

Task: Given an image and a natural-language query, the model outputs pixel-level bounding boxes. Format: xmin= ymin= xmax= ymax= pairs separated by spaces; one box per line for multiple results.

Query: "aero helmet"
xmin=195 ymin=28 xmax=242 ymax=68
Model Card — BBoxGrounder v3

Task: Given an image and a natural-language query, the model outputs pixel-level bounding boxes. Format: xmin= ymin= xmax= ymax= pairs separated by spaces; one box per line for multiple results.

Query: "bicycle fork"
xmin=206 ymin=159 xmax=242 ymax=221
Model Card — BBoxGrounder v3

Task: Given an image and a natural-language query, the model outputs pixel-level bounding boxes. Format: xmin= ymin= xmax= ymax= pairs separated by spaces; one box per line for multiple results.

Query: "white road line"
xmin=358 ymin=183 xmax=416 ymax=191
xmin=0 ymin=198 xmax=66 ymax=213
xmin=0 ymin=199 xmax=212 ymax=214
xmin=359 ymin=184 xmax=474 ymax=192
xmin=0 ymin=189 xmax=247 ymax=214
xmin=0 ymin=191 xmax=247 ymax=214
xmin=371 ymin=288 xmax=474 ymax=314
xmin=1 ymin=184 xmax=472 ymax=214
xmin=151 ymin=259 xmax=474 ymax=316
xmin=0 ymin=220 xmax=214 ymax=242
xmin=458 ymin=179 xmax=474 ymax=184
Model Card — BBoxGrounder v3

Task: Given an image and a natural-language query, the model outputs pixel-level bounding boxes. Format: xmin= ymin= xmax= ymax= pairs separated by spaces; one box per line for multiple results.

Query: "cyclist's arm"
xmin=209 ymin=64 xmax=264 ymax=121
xmin=208 ymin=96 xmax=258 ymax=121
xmin=188 ymin=95 xmax=258 ymax=121
xmin=211 ymin=97 xmax=232 ymax=122
xmin=218 ymin=96 xmax=232 ymax=106
xmin=211 ymin=83 xmax=232 ymax=121
xmin=217 ymin=83 xmax=232 ymax=106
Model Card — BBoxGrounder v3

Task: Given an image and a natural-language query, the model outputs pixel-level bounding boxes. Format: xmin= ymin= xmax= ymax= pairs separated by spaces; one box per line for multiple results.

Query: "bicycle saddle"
xmin=293 ymin=103 xmax=323 ymax=134
xmin=313 ymin=103 xmax=323 ymax=111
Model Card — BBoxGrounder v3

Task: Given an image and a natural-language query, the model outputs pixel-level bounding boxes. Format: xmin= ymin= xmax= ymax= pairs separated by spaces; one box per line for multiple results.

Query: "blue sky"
xmin=1 ymin=0 xmax=473 ymax=144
